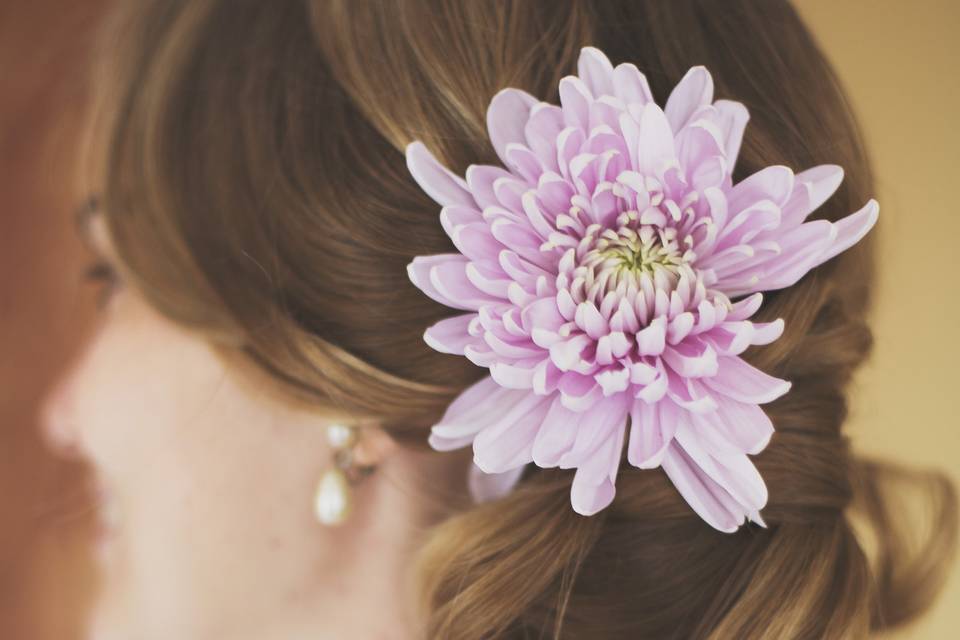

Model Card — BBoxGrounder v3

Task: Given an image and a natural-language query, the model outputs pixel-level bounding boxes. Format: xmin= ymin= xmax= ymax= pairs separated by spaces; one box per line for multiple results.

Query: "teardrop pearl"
xmin=314 ymin=467 xmax=351 ymax=526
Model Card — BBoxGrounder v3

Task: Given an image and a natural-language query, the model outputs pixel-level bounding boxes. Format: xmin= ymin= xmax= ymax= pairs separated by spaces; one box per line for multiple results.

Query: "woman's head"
xmin=41 ymin=0 xmax=956 ymax=638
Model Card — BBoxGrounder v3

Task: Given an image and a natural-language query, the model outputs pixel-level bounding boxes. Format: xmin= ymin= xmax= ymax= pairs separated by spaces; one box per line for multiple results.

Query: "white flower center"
xmin=572 ymin=207 xmax=701 ymax=306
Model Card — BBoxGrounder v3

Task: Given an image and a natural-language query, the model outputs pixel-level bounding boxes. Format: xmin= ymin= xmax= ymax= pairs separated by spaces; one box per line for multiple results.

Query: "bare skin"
xmin=39 ymin=211 xmax=453 ymax=639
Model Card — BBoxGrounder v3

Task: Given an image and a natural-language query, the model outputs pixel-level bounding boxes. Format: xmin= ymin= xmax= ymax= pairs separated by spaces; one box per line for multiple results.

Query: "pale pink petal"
xmin=439 ymin=204 xmax=483 ymax=238
xmin=466 ymin=164 xmax=516 ymax=211
xmin=726 ymin=292 xmax=763 ymax=321
xmin=531 ymin=395 xmax=584 ymax=466
xmin=429 ymin=255 xmax=509 ymax=308
xmin=549 ymin=334 xmax=593 ymax=371
xmin=489 ymin=359 xmax=541 ymax=389
xmin=521 ymin=296 xmax=566 ymax=335
xmin=664 ymin=66 xmax=714 ymax=132
xmin=482 ymin=325 xmax=541 ymax=358
xmin=574 ymin=301 xmax=609 ymax=339
xmin=676 ymin=121 xmax=725 ymax=182
xmin=468 ymin=463 xmax=526 ymax=503
xmin=505 ymin=142 xmax=545 ymax=183
xmin=449 ymin=222 xmax=503 ymax=262
xmin=713 ymin=200 xmax=782 ymax=255
xmin=423 ymin=313 xmax=479 ymax=355
xmin=595 ymin=365 xmax=630 ymax=395
xmin=702 ymin=356 xmax=792 ymax=404
xmin=407 ymin=254 xmax=475 ymax=310
xmin=749 ymin=319 xmax=785 ymax=345
xmin=559 ymin=76 xmax=593 ymax=131
xmin=715 ymin=220 xmax=831 ymax=296
xmin=473 ymin=393 xmax=553 ymax=472
xmin=741 ymin=219 xmax=837 ymax=293
xmin=707 ymin=395 xmax=775 ymax=455
xmin=634 ymin=359 xmax=669 ymax=403
xmin=627 ymin=397 xmax=679 ymax=468
xmin=570 ymin=468 xmax=616 ymax=516
xmin=713 ymin=99 xmax=749 ymax=167
xmin=532 ymin=358 xmax=563 ymax=395
xmin=726 ymin=165 xmax=795 ymax=214
xmin=429 ymin=376 xmax=531 ymax=449
xmin=524 ymin=103 xmax=565 ymax=173
xmin=405 ymin=141 xmax=474 ymax=207
xmin=612 ymin=62 xmax=654 ymax=107
xmin=577 ymin=46 xmax=616 ymax=99
xmin=569 ymin=421 xmax=626 ymax=515
xmin=814 ymin=199 xmax=879 ymax=265
xmin=661 ymin=441 xmax=744 ymax=533
xmin=558 ymin=374 xmax=604 ymax=412
xmin=558 ymin=394 xmax=630 ymax=468
xmin=487 ymin=88 xmax=539 ymax=167
xmin=536 ymin=171 xmax=576 ymax=213
xmin=520 ymin=190 xmax=557 ymax=240
xmin=637 ymin=103 xmax=677 ymax=176
xmin=782 ymin=164 xmax=844 ymax=228
xmin=662 ymin=337 xmax=719 ymax=378
xmin=636 ymin=316 xmax=667 ymax=356
xmin=674 ymin=417 xmax=768 ymax=510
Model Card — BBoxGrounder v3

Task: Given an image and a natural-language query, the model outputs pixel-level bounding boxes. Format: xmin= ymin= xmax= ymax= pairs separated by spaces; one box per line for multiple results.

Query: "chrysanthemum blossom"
xmin=404 ymin=46 xmax=878 ymax=532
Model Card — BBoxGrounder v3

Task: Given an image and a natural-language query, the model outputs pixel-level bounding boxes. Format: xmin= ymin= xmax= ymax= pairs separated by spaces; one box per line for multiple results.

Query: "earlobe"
xmin=313 ymin=422 xmax=391 ymax=527
xmin=352 ymin=425 xmax=398 ymax=468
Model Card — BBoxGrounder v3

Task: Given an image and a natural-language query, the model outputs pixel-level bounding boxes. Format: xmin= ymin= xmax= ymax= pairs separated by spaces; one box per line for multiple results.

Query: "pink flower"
xmin=405 ymin=46 xmax=878 ymax=532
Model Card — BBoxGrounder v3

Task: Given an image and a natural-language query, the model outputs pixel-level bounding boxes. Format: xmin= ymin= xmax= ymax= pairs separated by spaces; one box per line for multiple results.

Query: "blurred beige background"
xmin=797 ymin=1 xmax=960 ymax=637
xmin=0 ymin=1 xmax=956 ymax=637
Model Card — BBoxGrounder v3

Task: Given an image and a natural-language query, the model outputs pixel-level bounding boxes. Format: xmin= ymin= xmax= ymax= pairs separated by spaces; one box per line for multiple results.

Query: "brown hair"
xmin=83 ymin=0 xmax=956 ymax=637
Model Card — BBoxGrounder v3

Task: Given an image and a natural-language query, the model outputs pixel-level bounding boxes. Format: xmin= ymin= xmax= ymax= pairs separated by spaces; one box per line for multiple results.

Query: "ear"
xmin=352 ymin=425 xmax=399 ymax=468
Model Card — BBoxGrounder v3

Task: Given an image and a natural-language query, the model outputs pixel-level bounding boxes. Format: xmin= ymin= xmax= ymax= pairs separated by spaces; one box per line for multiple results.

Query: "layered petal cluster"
xmin=405 ymin=46 xmax=878 ymax=532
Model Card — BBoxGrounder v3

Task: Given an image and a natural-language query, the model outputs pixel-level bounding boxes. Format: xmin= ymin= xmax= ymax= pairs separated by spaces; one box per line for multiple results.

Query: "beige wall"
xmin=796 ymin=1 xmax=960 ymax=637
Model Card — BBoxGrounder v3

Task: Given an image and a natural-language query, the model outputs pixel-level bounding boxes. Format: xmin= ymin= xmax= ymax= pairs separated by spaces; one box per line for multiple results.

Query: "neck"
xmin=257 ymin=448 xmax=448 ymax=640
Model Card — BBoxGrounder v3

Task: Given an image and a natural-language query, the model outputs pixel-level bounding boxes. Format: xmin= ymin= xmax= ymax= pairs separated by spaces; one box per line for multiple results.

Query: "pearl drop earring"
xmin=313 ymin=423 xmax=376 ymax=526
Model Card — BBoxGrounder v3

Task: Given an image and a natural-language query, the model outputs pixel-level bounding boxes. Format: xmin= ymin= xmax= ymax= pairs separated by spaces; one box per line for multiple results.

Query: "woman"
xmin=39 ymin=0 xmax=956 ymax=638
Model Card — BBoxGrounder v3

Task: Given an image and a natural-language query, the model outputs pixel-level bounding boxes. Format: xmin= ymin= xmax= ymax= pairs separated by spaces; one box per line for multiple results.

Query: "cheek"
xmin=73 ymin=297 xmax=228 ymax=482
xmin=72 ymin=293 xmax=335 ymax=631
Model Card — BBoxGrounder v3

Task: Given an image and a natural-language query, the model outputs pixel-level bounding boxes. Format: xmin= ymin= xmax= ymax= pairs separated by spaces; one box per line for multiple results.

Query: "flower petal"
xmin=814 ymin=199 xmax=879 ymax=265
xmin=613 ymin=62 xmax=654 ymax=107
xmin=664 ymin=66 xmax=714 ymax=132
xmin=405 ymin=141 xmax=474 ymax=207
xmin=702 ymin=356 xmax=791 ymax=404
xmin=559 ymin=76 xmax=594 ymax=132
xmin=674 ymin=416 xmax=768 ymax=511
xmin=781 ymin=164 xmax=844 ymax=228
xmin=558 ymin=394 xmax=630 ymax=468
xmin=713 ymin=99 xmax=749 ymax=167
xmin=661 ymin=441 xmax=745 ymax=533
xmin=570 ymin=422 xmax=626 ymax=515
xmin=423 ymin=312 xmax=479 ymax=355
xmin=627 ymin=398 xmax=679 ymax=468
xmin=466 ymin=164 xmax=515 ymax=211
xmin=429 ymin=376 xmax=528 ymax=445
xmin=707 ymin=395 xmax=775 ymax=455
xmin=473 ymin=393 xmax=554 ymax=472
xmin=468 ymin=463 xmax=526 ymax=503
xmin=487 ymin=88 xmax=540 ymax=167
xmin=577 ymin=46 xmax=616 ymax=99
xmin=407 ymin=254 xmax=473 ymax=310
xmin=531 ymin=394 xmax=584 ymax=466
xmin=637 ymin=103 xmax=677 ymax=176
xmin=727 ymin=165 xmax=795 ymax=214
